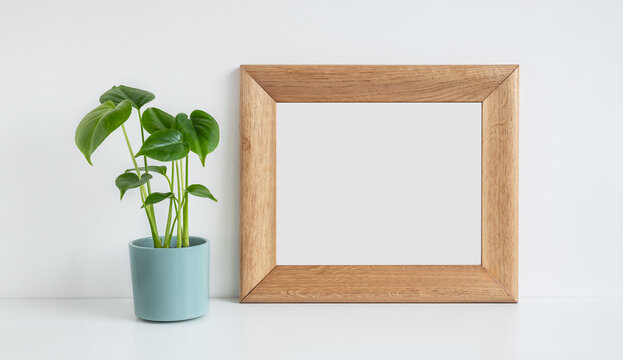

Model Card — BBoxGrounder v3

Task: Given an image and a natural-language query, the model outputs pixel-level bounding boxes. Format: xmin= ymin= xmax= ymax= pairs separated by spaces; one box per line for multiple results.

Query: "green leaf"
xmin=115 ymin=173 xmax=152 ymax=200
xmin=75 ymin=100 xmax=132 ymax=165
xmin=186 ymin=184 xmax=217 ymax=202
xmin=99 ymin=85 xmax=155 ymax=110
xmin=142 ymin=107 xmax=175 ymax=134
xmin=135 ymin=129 xmax=190 ymax=162
xmin=174 ymin=110 xmax=219 ymax=166
xmin=142 ymin=192 xmax=174 ymax=208
xmin=125 ymin=166 xmax=168 ymax=176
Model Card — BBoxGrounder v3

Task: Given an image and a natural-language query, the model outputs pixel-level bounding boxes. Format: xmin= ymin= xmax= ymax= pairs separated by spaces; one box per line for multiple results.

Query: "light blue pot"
xmin=129 ymin=236 xmax=209 ymax=322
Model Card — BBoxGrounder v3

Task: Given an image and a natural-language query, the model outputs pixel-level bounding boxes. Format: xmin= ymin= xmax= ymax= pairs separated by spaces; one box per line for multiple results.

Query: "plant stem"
xmin=175 ymin=160 xmax=183 ymax=248
xmin=182 ymin=155 xmax=189 ymax=247
xmin=163 ymin=199 xmax=173 ymax=248
xmin=165 ymin=195 xmax=181 ymax=247
xmin=137 ymin=109 xmax=152 ymax=194
xmin=137 ymin=109 xmax=159 ymax=242
xmin=166 ymin=201 xmax=181 ymax=241
xmin=163 ymin=163 xmax=176 ymax=248
xmin=121 ymin=124 xmax=161 ymax=248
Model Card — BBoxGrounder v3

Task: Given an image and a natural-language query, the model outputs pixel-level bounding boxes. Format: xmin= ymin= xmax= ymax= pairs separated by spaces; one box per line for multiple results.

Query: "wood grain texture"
xmin=239 ymin=68 xmax=277 ymax=301
xmin=481 ymin=68 xmax=519 ymax=301
xmin=242 ymin=265 xmax=515 ymax=303
xmin=239 ymin=65 xmax=519 ymax=303
xmin=241 ymin=65 xmax=517 ymax=103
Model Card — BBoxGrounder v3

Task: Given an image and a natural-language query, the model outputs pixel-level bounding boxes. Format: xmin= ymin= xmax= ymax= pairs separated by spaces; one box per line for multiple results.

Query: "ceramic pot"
xmin=129 ymin=236 xmax=209 ymax=321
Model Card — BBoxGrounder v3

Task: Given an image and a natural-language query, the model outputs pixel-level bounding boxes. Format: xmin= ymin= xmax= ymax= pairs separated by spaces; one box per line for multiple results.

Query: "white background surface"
xmin=1 ymin=298 xmax=621 ymax=360
xmin=1 ymin=0 xmax=623 ymax=299
xmin=277 ymin=103 xmax=481 ymax=265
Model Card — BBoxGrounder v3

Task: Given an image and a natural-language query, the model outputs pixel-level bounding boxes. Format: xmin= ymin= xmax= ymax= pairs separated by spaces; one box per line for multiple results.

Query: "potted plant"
xmin=75 ymin=85 xmax=219 ymax=321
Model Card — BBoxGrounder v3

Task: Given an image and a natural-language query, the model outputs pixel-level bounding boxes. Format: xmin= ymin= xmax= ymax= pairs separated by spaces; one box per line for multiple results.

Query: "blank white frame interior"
xmin=276 ymin=103 xmax=481 ymax=265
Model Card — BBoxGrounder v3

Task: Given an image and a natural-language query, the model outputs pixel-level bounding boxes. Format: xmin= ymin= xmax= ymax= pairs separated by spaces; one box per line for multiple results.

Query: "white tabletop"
xmin=0 ymin=298 xmax=621 ymax=359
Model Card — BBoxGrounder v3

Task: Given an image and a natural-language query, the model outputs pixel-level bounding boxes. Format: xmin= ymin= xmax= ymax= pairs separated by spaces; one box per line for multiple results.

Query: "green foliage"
xmin=174 ymin=111 xmax=220 ymax=166
xmin=143 ymin=192 xmax=174 ymax=208
xmin=135 ymin=129 xmax=190 ymax=162
xmin=125 ymin=166 xmax=168 ymax=176
xmin=100 ymin=85 xmax=155 ymax=109
xmin=142 ymin=107 xmax=175 ymax=134
xmin=75 ymin=100 xmax=132 ymax=165
xmin=76 ymin=85 xmax=219 ymax=248
xmin=116 ymin=173 xmax=153 ymax=200
xmin=186 ymin=184 xmax=217 ymax=202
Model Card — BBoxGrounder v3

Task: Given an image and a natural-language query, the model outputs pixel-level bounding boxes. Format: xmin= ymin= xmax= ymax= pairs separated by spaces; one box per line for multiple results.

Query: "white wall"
xmin=0 ymin=0 xmax=621 ymax=298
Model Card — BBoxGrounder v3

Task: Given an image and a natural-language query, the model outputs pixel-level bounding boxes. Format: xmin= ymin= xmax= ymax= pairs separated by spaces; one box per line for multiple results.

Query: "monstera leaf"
xmin=174 ymin=110 xmax=219 ymax=166
xmin=125 ymin=166 xmax=168 ymax=176
xmin=186 ymin=184 xmax=217 ymax=202
xmin=99 ymin=85 xmax=155 ymax=109
xmin=142 ymin=192 xmax=174 ymax=208
xmin=75 ymin=100 xmax=132 ymax=165
xmin=115 ymin=173 xmax=152 ymax=200
xmin=135 ymin=129 xmax=190 ymax=162
xmin=142 ymin=107 xmax=175 ymax=134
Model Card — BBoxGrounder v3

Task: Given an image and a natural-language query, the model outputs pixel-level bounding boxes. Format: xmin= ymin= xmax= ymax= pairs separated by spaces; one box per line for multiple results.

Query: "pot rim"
xmin=129 ymin=236 xmax=209 ymax=250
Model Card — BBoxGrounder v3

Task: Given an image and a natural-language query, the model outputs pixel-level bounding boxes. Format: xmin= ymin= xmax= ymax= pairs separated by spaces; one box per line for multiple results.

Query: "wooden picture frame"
xmin=239 ymin=65 xmax=518 ymax=303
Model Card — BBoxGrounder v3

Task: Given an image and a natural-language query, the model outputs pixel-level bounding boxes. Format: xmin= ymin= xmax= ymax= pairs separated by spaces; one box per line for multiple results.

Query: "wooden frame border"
xmin=240 ymin=65 xmax=518 ymax=303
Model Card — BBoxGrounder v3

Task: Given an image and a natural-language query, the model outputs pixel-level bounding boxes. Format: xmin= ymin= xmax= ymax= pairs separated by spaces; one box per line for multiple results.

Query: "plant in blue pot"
xmin=75 ymin=85 xmax=219 ymax=321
